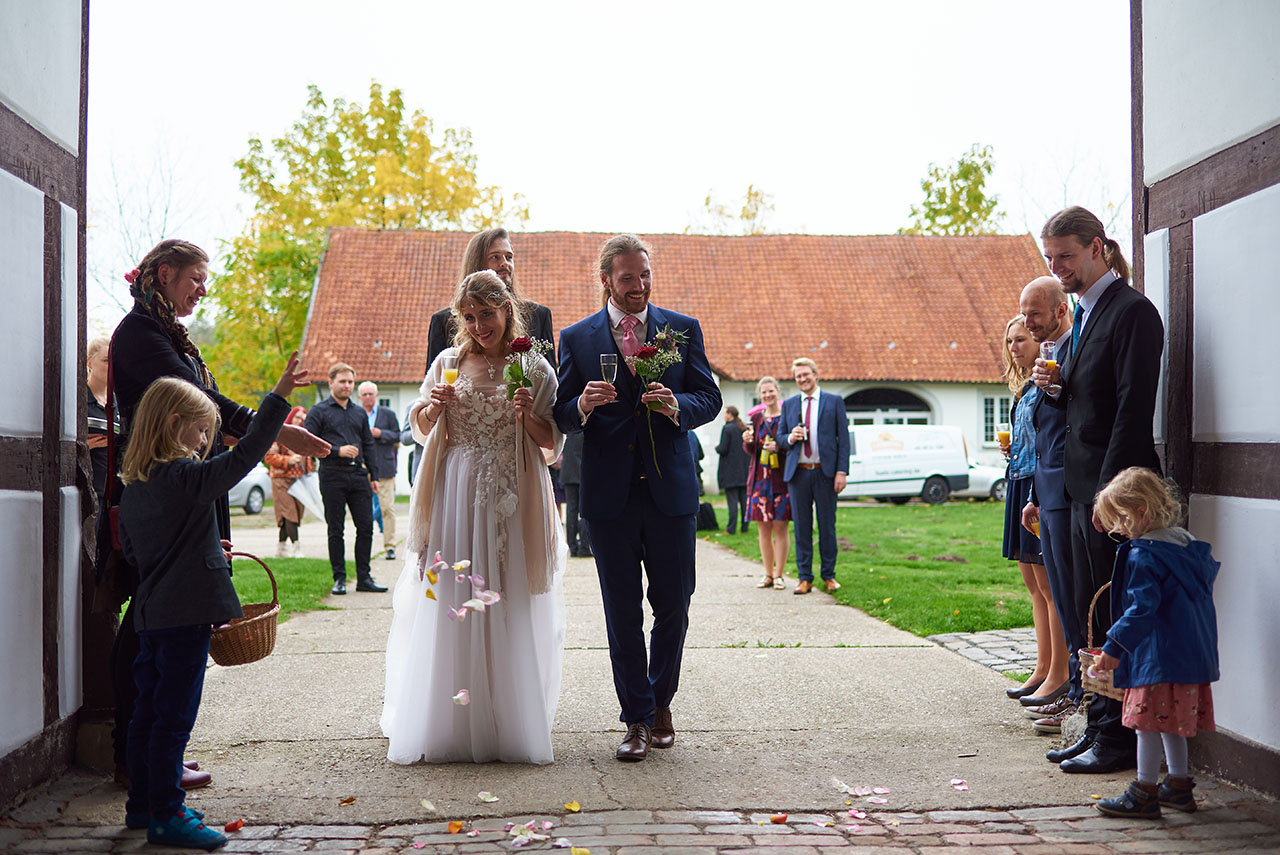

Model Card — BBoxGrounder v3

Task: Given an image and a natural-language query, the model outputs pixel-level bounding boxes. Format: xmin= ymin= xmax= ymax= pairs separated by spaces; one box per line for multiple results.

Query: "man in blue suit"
xmin=776 ymin=357 xmax=850 ymax=594
xmin=554 ymin=235 xmax=721 ymax=762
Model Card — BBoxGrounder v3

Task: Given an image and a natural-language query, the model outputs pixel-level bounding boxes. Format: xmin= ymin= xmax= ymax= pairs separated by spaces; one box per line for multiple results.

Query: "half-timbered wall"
xmin=0 ymin=1 xmax=90 ymax=805
xmin=1134 ymin=0 xmax=1280 ymax=795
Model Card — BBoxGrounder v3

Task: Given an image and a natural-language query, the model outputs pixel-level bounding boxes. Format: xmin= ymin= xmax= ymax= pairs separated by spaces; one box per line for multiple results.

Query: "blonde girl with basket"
xmin=117 ymin=355 xmax=306 ymax=850
xmin=1091 ymin=467 xmax=1220 ymax=819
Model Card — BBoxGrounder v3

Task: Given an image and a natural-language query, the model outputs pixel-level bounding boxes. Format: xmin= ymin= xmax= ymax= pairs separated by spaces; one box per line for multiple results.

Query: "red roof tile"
xmin=300 ymin=229 xmax=1047 ymax=385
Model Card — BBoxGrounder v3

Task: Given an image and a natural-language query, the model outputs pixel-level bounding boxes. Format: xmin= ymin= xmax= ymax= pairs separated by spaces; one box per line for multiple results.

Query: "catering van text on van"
xmin=838 ymin=425 xmax=970 ymax=504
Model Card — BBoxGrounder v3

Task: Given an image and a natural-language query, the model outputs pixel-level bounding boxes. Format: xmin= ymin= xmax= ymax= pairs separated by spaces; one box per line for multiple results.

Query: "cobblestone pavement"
xmin=928 ymin=628 xmax=1039 ymax=677
xmin=6 ymin=791 xmax=1280 ymax=854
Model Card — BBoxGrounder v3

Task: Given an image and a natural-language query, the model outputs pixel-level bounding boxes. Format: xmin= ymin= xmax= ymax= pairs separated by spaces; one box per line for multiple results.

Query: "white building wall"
xmin=0 ymin=0 xmax=82 ymax=153
xmin=1143 ymin=1 xmax=1280 ymax=182
xmin=0 ymin=492 xmax=45 ymax=755
xmin=0 ymin=170 xmax=46 ymax=437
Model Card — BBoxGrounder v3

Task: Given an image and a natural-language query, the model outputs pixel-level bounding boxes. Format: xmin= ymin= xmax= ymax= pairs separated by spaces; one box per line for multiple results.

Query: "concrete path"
xmin=4 ymin=508 xmax=1279 ymax=852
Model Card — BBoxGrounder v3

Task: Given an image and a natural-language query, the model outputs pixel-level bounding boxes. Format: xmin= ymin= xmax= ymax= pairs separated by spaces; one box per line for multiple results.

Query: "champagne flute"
xmin=441 ymin=355 xmax=459 ymax=386
xmin=1039 ymin=340 xmax=1061 ymax=395
xmin=600 ymin=354 xmax=618 ymax=384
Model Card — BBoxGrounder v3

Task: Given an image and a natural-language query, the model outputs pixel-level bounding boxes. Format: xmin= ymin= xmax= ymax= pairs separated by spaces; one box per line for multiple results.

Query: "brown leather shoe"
xmin=616 ymin=722 xmax=651 ymax=761
xmin=1025 ymin=693 xmax=1073 ymax=719
xmin=180 ymin=766 xmax=212 ymax=789
xmin=793 ymin=580 xmax=813 ymax=595
xmin=651 ymin=707 xmax=675 ymax=749
xmin=824 ymin=578 xmax=841 ymax=592
xmin=1033 ymin=702 xmax=1078 ymax=734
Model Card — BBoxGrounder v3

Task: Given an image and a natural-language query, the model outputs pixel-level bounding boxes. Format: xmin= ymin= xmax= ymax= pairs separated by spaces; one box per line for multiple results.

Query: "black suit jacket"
xmin=425 ymin=302 xmax=555 ymax=371
xmin=366 ymin=406 xmax=401 ymax=480
xmin=1053 ymin=278 xmax=1164 ymax=503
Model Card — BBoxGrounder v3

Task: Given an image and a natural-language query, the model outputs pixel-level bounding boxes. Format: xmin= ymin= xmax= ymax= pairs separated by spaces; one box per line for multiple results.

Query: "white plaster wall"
xmin=0 ymin=0 xmax=82 ymax=153
xmin=0 ymin=491 xmax=45 ymax=754
xmin=1189 ymin=494 xmax=1280 ymax=751
xmin=59 ymin=487 xmax=81 ymax=718
xmin=0 ymin=170 xmax=45 ymax=436
xmin=1144 ymin=229 xmax=1171 ymax=445
xmin=1143 ymin=1 xmax=1280 ymax=183
xmin=61 ymin=204 xmax=79 ymax=440
xmin=1191 ymin=183 xmax=1280 ymax=442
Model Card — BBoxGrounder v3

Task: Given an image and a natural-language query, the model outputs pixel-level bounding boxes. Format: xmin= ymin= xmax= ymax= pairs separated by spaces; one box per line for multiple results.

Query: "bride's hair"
xmin=450 ymin=270 xmax=528 ymax=360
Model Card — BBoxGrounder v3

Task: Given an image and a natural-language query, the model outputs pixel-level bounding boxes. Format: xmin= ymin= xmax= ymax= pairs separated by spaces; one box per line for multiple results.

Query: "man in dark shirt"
xmin=304 ymin=362 xmax=386 ymax=595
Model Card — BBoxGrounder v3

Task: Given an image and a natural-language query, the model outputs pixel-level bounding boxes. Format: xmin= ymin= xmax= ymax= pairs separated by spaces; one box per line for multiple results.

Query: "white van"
xmin=838 ymin=424 xmax=971 ymax=504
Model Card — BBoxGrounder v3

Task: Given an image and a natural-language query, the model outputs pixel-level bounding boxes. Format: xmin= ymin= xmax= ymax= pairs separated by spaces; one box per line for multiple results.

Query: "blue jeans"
xmin=788 ymin=468 xmax=838 ymax=581
xmin=126 ymin=624 xmax=211 ymax=820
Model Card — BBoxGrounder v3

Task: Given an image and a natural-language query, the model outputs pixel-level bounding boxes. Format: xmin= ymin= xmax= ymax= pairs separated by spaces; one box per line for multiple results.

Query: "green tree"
xmin=899 ymin=144 xmax=1003 ymax=236
xmin=204 ymin=82 xmax=528 ymax=402
xmin=686 ymin=184 xmax=774 ymax=235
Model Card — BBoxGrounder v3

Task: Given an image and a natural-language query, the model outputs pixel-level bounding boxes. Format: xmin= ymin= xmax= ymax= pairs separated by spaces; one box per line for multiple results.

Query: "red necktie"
xmin=803 ymin=395 xmax=813 ymax=457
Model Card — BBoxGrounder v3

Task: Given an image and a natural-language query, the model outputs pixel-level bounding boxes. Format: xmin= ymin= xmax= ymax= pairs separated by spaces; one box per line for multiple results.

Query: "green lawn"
xmin=228 ymin=556 xmax=338 ymax=623
xmin=707 ymin=500 xmax=1031 ymax=638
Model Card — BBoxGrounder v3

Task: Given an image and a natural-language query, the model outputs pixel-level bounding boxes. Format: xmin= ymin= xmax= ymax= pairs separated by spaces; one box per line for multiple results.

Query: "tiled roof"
xmin=300 ymin=229 xmax=1047 ymax=385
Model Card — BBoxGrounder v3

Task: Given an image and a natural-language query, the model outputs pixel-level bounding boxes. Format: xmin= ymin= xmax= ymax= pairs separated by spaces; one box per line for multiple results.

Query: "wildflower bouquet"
xmin=625 ymin=323 xmax=688 ymax=477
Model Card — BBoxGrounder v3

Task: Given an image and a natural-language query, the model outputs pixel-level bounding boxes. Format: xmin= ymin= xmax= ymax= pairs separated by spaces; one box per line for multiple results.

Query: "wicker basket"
xmin=1078 ymin=581 xmax=1124 ymax=701
xmin=209 ymin=552 xmax=280 ymax=667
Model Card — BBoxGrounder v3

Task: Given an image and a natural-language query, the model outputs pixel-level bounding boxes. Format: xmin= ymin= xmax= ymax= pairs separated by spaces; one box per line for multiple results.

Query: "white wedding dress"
xmin=381 ymin=362 xmax=565 ymax=764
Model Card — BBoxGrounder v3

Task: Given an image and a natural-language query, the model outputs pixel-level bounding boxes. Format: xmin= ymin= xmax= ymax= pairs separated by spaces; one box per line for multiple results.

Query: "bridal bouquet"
xmin=625 ymin=323 xmax=688 ymax=477
xmin=504 ymin=336 xmax=554 ymax=469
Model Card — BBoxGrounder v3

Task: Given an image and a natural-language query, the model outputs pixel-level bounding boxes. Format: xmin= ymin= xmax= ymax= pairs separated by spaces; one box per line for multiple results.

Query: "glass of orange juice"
xmin=441 ymin=355 xmax=459 ymax=385
xmin=996 ymin=422 xmax=1011 ymax=448
xmin=1039 ymin=340 xmax=1061 ymax=394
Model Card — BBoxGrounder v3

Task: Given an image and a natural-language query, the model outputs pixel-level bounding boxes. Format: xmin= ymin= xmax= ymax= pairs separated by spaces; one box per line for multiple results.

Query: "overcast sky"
xmin=85 ymin=0 xmax=1133 ymax=336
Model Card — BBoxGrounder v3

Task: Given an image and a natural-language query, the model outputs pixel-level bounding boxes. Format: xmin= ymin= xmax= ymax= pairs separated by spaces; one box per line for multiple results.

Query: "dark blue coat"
xmin=1102 ymin=534 xmax=1220 ymax=688
xmin=776 ymin=390 xmax=850 ymax=482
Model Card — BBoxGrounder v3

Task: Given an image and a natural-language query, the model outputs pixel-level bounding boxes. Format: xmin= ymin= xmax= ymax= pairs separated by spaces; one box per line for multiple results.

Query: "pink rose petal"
xmin=844 ymin=824 xmax=862 ymax=832
xmin=542 ymin=821 xmax=554 ymax=830
xmin=852 ymin=786 xmax=872 ymax=797
xmin=412 ymin=844 xmax=427 ymax=850
xmin=867 ymin=797 xmax=888 ymax=804
xmin=872 ymin=786 xmax=891 ymax=794
xmin=452 ymin=689 xmax=470 ymax=705
xmin=456 ymin=573 xmax=468 ymax=584
xmin=847 ymin=809 xmax=866 ymax=819
xmin=467 ymin=829 xmax=480 ymax=837
xmin=552 ymin=838 xmax=571 ymax=849
xmin=479 ymin=590 xmax=501 ymax=605
xmin=504 ymin=823 xmax=515 ymax=832
xmin=469 ymin=574 xmax=486 ymax=588
xmin=448 ymin=608 xmax=466 ymax=622
xmin=462 ymin=598 xmax=486 ymax=612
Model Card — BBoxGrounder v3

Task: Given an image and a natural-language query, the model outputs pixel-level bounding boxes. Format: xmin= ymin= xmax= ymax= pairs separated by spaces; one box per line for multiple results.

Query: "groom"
xmin=555 ymin=235 xmax=721 ymax=762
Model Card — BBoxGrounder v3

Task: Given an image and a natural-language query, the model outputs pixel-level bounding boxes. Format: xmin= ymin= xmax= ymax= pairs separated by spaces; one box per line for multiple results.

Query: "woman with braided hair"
xmin=101 ymin=239 xmax=330 ymax=797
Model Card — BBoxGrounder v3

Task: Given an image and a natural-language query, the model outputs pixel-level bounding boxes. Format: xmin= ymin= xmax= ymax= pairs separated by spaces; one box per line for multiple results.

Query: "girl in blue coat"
xmin=118 ymin=354 xmax=306 ymax=850
xmin=1091 ymin=467 xmax=1220 ymax=819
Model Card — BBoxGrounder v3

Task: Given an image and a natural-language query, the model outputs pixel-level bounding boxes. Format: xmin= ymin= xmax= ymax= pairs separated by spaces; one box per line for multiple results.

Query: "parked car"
xmin=954 ymin=462 xmax=1008 ymax=502
xmin=228 ymin=466 xmax=272 ymax=515
xmin=838 ymin=425 xmax=970 ymax=504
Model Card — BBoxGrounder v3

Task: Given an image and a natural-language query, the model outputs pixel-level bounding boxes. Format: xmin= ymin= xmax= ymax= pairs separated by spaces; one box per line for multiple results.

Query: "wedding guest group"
xmin=304 ymin=363 xmax=387 ymax=596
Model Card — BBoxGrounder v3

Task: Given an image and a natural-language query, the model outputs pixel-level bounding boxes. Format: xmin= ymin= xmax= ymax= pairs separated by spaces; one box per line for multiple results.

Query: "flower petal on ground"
xmin=420 ymin=800 xmax=436 ymax=813
xmin=542 ymin=821 xmax=555 ymax=830
xmin=769 ymin=813 xmax=787 ymax=824
xmin=564 ymin=800 xmax=581 ymax=812
xmin=412 ymin=844 xmax=426 ymax=850
xmin=448 ymin=821 xmax=464 ymax=834
xmin=552 ymin=839 xmax=571 ymax=849
xmin=872 ymin=786 xmax=891 ymax=794
xmin=867 ymin=797 xmax=889 ymax=804
xmin=570 ymin=849 xmax=590 ymax=855
xmin=467 ymin=829 xmax=480 ymax=837
xmin=847 ymin=809 xmax=866 ymax=819
xmin=338 ymin=797 xmax=356 ymax=806
xmin=223 ymin=819 xmax=243 ymax=832
xmin=852 ymin=786 xmax=872 ymax=796
xmin=452 ymin=690 xmax=470 ymax=705
xmin=477 ymin=791 xmax=499 ymax=802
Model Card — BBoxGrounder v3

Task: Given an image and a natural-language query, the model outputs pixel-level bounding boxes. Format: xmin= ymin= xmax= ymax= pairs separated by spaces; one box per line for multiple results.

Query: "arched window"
xmin=843 ymin=388 xmax=932 ymax=426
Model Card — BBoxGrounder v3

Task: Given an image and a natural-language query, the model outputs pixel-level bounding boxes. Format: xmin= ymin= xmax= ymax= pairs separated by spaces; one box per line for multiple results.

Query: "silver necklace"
xmin=482 ymin=353 xmax=498 ymax=380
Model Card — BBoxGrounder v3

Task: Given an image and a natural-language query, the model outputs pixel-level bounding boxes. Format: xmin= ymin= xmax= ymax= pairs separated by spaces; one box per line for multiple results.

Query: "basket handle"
xmin=229 ymin=552 xmax=279 ymax=607
xmin=1085 ymin=581 xmax=1111 ymax=648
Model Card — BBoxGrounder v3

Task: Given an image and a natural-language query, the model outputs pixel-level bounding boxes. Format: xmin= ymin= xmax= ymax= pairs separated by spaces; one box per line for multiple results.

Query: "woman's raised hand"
xmin=271 ymin=351 xmax=309 ymax=399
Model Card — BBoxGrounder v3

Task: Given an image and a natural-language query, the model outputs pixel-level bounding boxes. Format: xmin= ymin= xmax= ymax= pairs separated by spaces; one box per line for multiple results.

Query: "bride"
xmin=381 ymin=270 xmax=565 ymax=764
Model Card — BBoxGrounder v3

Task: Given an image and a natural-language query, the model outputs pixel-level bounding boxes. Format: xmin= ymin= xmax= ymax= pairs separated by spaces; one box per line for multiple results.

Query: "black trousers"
xmin=1069 ymin=499 xmax=1133 ymax=751
xmin=565 ymin=483 xmax=590 ymax=555
xmin=319 ymin=465 xmax=373 ymax=582
xmin=723 ymin=486 xmax=747 ymax=533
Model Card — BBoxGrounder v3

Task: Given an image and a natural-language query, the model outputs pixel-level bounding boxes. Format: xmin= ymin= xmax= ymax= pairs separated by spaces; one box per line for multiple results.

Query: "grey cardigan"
xmin=120 ymin=393 xmax=290 ymax=632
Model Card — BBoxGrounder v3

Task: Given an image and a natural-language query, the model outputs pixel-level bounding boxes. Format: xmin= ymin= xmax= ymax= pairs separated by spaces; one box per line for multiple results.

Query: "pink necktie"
xmin=619 ymin=315 xmax=640 ymax=372
xmin=803 ymin=396 xmax=813 ymax=457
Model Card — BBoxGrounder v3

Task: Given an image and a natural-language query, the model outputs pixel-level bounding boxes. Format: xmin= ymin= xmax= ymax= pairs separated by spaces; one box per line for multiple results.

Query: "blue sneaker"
xmin=147 ymin=810 xmax=227 ymax=850
xmin=127 ymin=805 xmax=204 ymax=830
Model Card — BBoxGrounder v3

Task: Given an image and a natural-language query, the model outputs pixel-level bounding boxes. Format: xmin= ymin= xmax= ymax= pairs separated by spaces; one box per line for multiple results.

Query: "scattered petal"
xmin=950 ymin=778 xmax=965 ymax=786
xmin=570 ymin=848 xmax=591 ymax=855
xmin=467 ymin=829 xmax=481 ymax=837
xmin=953 ymin=783 xmax=970 ymax=791
xmin=223 ymin=819 xmax=243 ymax=832
xmin=511 ymin=838 xmax=531 ymax=849
xmin=448 ymin=820 xmax=464 ymax=834
xmin=469 ymin=574 xmax=486 ymax=588
xmin=453 ymin=689 xmax=470 ymax=705
xmin=448 ymin=608 xmax=466 ymax=622
xmin=872 ymin=786 xmax=891 ymax=794
xmin=552 ymin=839 xmax=572 ymax=849
xmin=412 ymin=844 xmax=427 ymax=850
xmin=524 ymin=821 xmax=537 ymax=830
xmin=478 ymin=590 xmax=501 ymax=605
xmin=867 ymin=797 xmax=889 ymax=804
xmin=462 ymin=598 xmax=486 ymax=612
xmin=953 ymin=609 xmax=960 ymax=615
xmin=453 ymin=559 xmax=472 ymax=571
xmin=845 ymin=824 xmax=862 ymax=832
xmin=338 ymin=796 xmax=356 ymax=806
xmin=883 ymin=597 xmax=892 ymax=604
xmin=456 ymin=573 xmax=468 ymax=584
xmin=504 ymin=822 xmax=515 ymax=832
xmin=424 ymin=589 xmax=436 ymax=601
xmin=542 ymin=821 xmax=555 ymax=830
xmin=420 ymin=799 xmax=436 ymax=813
xmin=852 ymin=786 xmax=872 ymax=796
xmin=847 ymin=809 xmax=866 ymax=819
xmin=426 ymin=569 xmax=439 ymax=585
xmin=1090 ymin=793 xmax=1102 ymax=800
xmin=844 ymin=800 xmax=852 ymax=805
xmin=770 ymin=813 xmax=788 ymax=824
xmin=814 ymin=820 xmax=834 ymax=827
xmin=477 ymin=791 xmax=499 ymax=802
xmin=564 ymin=800 xmax=581 ymax=812
xmin=832 ymin=777 xmax=850 ymax=792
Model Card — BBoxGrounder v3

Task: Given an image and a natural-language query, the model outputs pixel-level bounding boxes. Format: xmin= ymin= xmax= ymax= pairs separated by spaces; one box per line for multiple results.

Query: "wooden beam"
xmin=1148 ymin=123 xmax=1280 ymax=232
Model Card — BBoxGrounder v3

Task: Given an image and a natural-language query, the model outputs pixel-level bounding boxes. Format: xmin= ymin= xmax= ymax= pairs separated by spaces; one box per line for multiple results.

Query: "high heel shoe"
xmin=1019 ymin=679 xmax=1070 ymax=707
xmin=1006 ymin=678 xmax=1044 ymax=699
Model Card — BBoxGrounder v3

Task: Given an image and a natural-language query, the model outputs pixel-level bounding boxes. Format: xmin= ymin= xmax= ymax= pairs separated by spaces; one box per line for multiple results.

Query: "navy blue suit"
xmin=554 ymin=305 xmax=721 ymax=725
xmin=776 ymin=390 xmax=850 ymax=582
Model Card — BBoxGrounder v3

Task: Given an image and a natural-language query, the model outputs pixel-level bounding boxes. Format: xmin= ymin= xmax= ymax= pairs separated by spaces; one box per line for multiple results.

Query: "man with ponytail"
xmin=1033 ymin=206 xmax=1164 ymax=774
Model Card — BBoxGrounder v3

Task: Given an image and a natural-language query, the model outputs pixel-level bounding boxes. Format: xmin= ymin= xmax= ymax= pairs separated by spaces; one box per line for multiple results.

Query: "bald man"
xmin=1018 ymin=277 xmax=1080 ymax=748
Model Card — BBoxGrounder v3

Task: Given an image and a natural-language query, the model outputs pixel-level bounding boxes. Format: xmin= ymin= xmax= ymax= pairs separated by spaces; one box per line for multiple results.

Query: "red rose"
xmin=635 ymin=345 xmax=660 ymax=359
xmin=509 ymin=337 xmax=533 ymax=353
